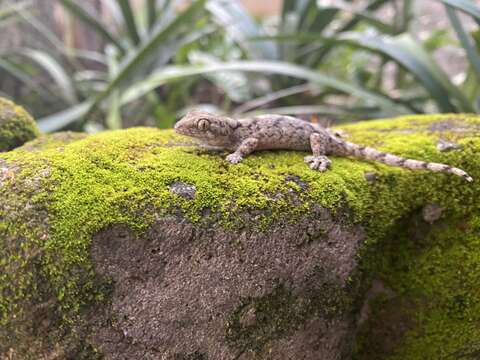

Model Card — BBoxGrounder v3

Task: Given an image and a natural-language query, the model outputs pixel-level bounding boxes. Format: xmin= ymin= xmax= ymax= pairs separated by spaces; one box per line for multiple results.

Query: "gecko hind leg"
xmin=304 ymin=132 xmax=332 ymax=172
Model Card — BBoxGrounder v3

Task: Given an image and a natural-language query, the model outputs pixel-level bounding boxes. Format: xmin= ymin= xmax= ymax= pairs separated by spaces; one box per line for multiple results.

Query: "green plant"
xmin=124 ymin=0 xmax=419 ymax=122
xmin=207 ymin=0 xmax=480 ymax=117
xmin=202 ymin=0 xmax=417 ymax=118
xmin=3 ymin=0 xmax=480 ymax=131
xmin=1 ymin=0 xmax=213 ymax=131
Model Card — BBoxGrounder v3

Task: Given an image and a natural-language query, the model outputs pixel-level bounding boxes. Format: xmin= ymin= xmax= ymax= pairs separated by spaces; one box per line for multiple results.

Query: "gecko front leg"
xmin=304 ymin=132 xmax=332 ymax=172
xmin=226 ymin=137 xmax=258 ymax=164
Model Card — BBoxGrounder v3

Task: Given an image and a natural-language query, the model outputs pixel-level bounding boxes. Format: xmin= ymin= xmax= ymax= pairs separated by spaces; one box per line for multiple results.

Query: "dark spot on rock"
xmin=285 ymin=174 xmax=308 ymax=191
xmin=169 ymin=181 xmax=196 ymax=199
xmin=239 ymin=306 xmax=257 ymax=327
xmin=422 ymin=203 xmax=443 ymax=224
xmin=364 ymin=172 xmax=377 ymax=183
xmin=429 ymin=119 xmax=480 ymax=133
xmin=437 ymin=138 xmax=462 ymax=152
xmin=174 ymin=351 xmax=207 ymax=360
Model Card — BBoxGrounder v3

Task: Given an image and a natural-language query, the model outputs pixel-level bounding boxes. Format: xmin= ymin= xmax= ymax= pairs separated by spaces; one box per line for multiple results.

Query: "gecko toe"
xmin=304 ymin=156 xmax=314 ymax=164
xmin=226 ymin=154 xmax=243 ymax=164
xmin=306 ymin=156 xmax=331 ymax=172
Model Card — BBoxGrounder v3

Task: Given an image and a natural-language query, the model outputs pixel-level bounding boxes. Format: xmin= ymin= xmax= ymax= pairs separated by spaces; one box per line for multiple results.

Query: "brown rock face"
xmin=89 ymin=208 xmax=365 ymax=359
xmin=2 ymin=114 xmax=478 ymax=359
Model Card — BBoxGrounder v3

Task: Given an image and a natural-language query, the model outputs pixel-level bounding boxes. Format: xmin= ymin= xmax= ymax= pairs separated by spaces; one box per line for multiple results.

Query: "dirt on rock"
xmin=88 ymin=207 xmax=365 ymax=359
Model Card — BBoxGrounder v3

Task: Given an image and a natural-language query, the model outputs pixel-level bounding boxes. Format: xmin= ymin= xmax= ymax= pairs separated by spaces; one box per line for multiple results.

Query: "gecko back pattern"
xmin=174 ymin=110 xmax=473 ymax=182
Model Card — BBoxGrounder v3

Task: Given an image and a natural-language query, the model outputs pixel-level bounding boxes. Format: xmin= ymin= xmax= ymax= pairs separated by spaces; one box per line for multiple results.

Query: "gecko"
xmin=174 ymin=110 xmax=473 ymax=182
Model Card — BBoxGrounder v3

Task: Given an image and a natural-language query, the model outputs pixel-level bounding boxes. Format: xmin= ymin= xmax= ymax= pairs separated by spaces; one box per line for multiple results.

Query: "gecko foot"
xmin=304 ymin=155 xmax=331 ymax=172
xmin=226 ymin=153 xmax=243 ymax=164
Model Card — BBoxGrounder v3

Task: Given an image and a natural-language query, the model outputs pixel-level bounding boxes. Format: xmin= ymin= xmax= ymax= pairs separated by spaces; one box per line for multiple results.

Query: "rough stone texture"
xmin=169 ymin=181 xmax=197 ymax=199
xmin=0 ymin=97 xmax=39 ymax=151
xmin=1 ymin=110 xmax=480 ymax=359
xmin=90 ymin=209 xmax=363 ymax=359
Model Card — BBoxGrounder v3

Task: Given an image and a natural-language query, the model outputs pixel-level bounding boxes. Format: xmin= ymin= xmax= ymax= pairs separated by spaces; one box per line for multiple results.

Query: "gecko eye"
xmin=197 ymin=119 xmax=210 ymax=131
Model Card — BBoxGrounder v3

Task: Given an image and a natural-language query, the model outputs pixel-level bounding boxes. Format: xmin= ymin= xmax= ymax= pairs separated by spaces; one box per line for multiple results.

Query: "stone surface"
xmin=1 ymin=111 xmax=479 ymax=359
xmin=0 ymin=97 xmax=39 ymax=151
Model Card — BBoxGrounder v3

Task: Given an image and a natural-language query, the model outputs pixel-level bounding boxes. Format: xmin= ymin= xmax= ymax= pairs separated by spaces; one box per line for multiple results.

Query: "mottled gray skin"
xmin=175 ymin=110 xmax=473 ymax=181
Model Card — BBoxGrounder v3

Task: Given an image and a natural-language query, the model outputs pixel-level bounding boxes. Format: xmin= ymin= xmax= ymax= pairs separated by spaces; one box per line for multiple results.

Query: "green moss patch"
xmin=0 ymin=113 xmax=479 ymax=355
xmin=227 ymin=281 xmax=352 ymax=354
xmin=355 ymin=213 xmax=480 ymax=359
xmin=0 ymin=97 xmax=39 ymax=151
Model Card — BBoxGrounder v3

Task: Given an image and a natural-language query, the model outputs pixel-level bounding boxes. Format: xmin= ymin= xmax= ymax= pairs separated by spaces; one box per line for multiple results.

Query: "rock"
xmin=364 ymin=172 xmax=377 ymax=183
xmin=169 ymin=181 xmax=197 ymax=199
xmin=0 ymin=97 xmax=39 ymax=151
xmin=0 ymin=112 xmax=479 ymax=359
xmin=422 ymin=203 xmax=443 ymax=224
xmin=437 ymin=138 xmax=462 ymax=152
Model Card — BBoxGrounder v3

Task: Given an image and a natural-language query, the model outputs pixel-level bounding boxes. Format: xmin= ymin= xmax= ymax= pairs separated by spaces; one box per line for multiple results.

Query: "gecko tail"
xmin=341 ymin=141 xmax=473 ymax=182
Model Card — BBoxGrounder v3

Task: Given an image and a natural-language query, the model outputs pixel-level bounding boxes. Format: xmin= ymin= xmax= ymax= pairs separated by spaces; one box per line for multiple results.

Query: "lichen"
xmin=0 ymin=112 xmax=479 ymax=356
xmin=354 ymin=214 xmax=480 ymax=359
xmin=226 ymin=281 xmax=352 ymax=355
xmin=0 ymin=97 xmax=39 ymax=151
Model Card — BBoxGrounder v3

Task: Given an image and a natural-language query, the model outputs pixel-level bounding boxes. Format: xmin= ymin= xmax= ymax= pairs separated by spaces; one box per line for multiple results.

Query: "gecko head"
xmin=174 ymin=110 xmax=238 ymax=145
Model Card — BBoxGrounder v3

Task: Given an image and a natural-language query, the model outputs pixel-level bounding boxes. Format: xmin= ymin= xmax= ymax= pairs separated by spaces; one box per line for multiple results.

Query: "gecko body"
xmin=174 ymin=110 xmax=473 ymax=182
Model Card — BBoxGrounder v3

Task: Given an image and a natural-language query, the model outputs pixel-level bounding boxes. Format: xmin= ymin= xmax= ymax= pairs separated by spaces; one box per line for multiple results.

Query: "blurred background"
xmin=0 ymin=0 xmax=479 ymax=133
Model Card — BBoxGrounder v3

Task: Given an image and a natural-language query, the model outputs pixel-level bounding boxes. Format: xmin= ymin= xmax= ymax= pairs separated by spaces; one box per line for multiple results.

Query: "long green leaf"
xmin=391 ymin=34 xmax=473 ymax=112
xmin=344 ymin=33 xmax=469 ymax=112
xmin=147 ymin=0 xmax=157 ymax=31
xmin=258 ymin=32 xmax=473 ymax=112
xmin=234 ymin=84 xmax=314 ymax=114
xmin=188 ymin=51 xmax=252 ymax=102
xmin=101 ymin=0 xmax=124 ymax=28
xmin=120 ymin=61 xmax=410 ymax=114
xmin=84 ymin=0 xmax=207 ymax=118
xmin=206 ymin=0 xmax=278 ymax=60
xmin=242 ymin=105 xmax=381 ymax=120
xmin=327 ymin=4 xmax=396 ymax=34
xmin=300 ymin=2 xmax=338 ymax=33
xmin=436 ymin=0 xmax=480 ymax=21
xmin=0 ymin=0 xmax=31 ymax=20
xmin=117 ymin=0 xmax=141 ymax=45
xmin=0 ymin=58 xmax=53 ymax=101
xmin=281 ymin=0 xmax=296 ymax=21
xmin=37 ymin=102 xmax=92 ymax=132
xmin=42 ymin=60 xmax=406 ymax=132
xmin=17 ymin=49 xmax=78 ymax=104
xmin=58 ymin=0 xmax=125 ymax=55
xmin=106 ymin=46 xmax=122 ymax=129
xmin=14 ymin=6 xmax=65 ymax=50
xmin=14 ymin=8 xmax=107 ymax=66
xmin=310 ymin=0 xmax=391 ymax=63
xmin=445 ymin=5 xmax=480 ymax=80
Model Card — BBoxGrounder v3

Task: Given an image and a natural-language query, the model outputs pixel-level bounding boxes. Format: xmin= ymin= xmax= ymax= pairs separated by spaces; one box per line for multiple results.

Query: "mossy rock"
xmin=0 ymin=113 xmax=479 ymax=359
xmin=0 ymin=97 xmax=39 ymax=152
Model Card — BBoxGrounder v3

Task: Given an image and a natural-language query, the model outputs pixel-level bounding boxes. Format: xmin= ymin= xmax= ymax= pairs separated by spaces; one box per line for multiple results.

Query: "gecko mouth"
xmin=173 ymin=122 xmax=188 ymax=135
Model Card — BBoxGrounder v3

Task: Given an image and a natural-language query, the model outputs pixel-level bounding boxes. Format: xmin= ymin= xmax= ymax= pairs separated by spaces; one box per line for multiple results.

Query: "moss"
xmin=226 ymin=280 xmax=352 ymax=355
xmin=0 ymin=112 xmax=479 ymax=355
xmin=173 ymin=352 xmax=207 ymax=360
xmin=0 ymin=97 xmax=39 ymax=151
xmin=355 ymin=214 xmax=480 ymax=359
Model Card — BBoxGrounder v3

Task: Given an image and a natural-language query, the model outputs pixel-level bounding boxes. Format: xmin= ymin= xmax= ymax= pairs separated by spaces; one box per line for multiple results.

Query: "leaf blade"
xmin=436 ymin=0 xmax=480 ymax=21
xmin=121 ymin=61 xmax=410 ymax=114
xmin=117 ymin=0 xmax=141 ymax=45
xmin=17 ymin=48 xmax=78 ymax=104
xmin=445 ymin=5 xmax=480 ymax=80
xmin=84 ymin=0 xmax=207 ymax=118
xmin=58 ymin=0 xmax=125 ymax=55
